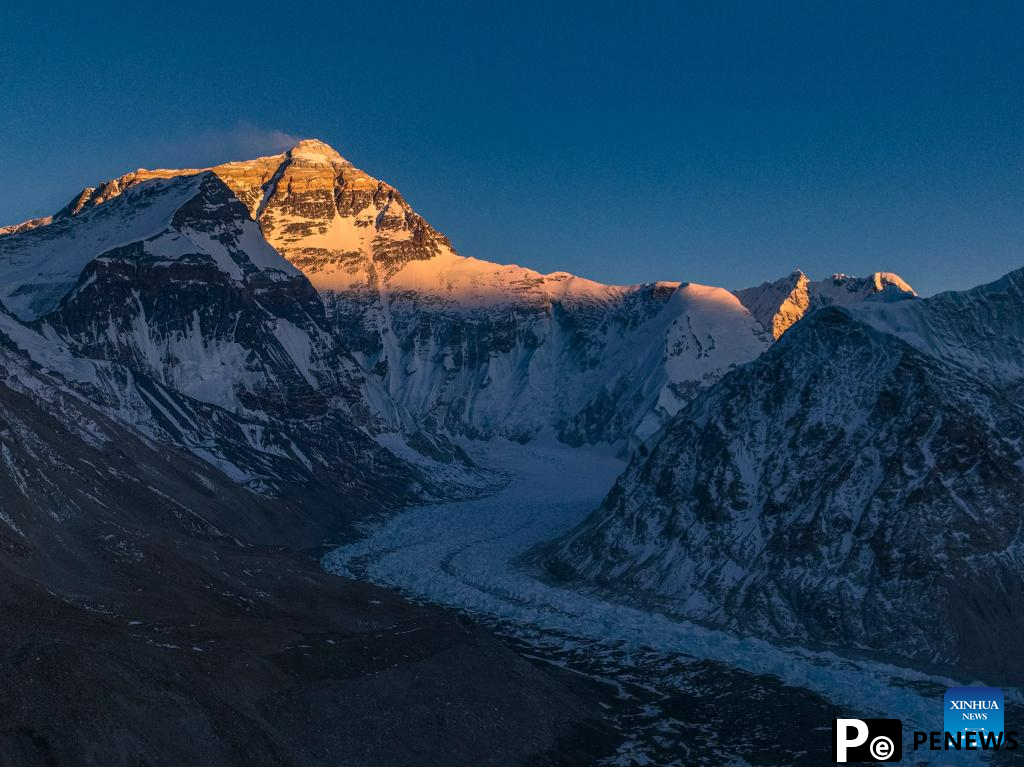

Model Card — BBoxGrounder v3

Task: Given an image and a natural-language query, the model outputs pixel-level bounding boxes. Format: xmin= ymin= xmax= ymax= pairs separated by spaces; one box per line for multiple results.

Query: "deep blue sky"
xmin=2 ymin=1 xmax=1022 ymax=295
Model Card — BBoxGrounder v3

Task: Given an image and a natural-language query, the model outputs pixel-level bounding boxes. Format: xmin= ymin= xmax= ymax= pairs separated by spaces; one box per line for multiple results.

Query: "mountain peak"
xmin=287 ymin=138 xmax=346 ymax=165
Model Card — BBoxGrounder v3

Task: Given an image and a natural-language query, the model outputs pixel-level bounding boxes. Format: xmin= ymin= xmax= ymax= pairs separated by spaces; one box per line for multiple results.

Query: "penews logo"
xmin=833 ymin=719 xmax=902 ymax=762
xmin=834 ymin=686 xmax=1019 ymax=761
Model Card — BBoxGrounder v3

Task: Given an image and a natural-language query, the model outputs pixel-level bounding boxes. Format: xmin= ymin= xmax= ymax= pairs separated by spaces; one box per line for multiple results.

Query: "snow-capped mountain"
xmin=13 ymin=139 xmax=911 ymax=446
xmin=0 ymin=168 xmax=482 ymax=508
xmin=0 ymin=142 xmax=619 ymax=767
xmin=544 ymin=269 xmax=1024 ymax=678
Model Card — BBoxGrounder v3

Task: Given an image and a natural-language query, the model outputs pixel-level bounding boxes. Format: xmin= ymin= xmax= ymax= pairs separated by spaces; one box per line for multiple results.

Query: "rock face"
xmin=546 ymin=271 xmax=1024 ymax=679
xmin=9 ymin=139 xmax=911 ymax=446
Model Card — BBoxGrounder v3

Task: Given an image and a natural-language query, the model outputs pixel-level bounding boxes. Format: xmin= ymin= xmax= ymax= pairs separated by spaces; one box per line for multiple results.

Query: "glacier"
xmin=325 ymin=440 xmax=1012 ymax=766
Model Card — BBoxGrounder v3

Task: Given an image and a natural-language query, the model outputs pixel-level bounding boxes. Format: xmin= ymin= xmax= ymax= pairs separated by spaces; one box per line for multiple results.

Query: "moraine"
xmin=324 ymin=441 xmax=1015 ymax=766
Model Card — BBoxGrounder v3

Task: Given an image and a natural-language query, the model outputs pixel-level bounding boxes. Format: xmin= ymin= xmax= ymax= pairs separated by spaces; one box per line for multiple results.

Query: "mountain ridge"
xmin=0 ymin=139 xmax=915 ymax=449
xmin=1 ymin=138 xmax=912 ymax=445
xmin=0 ymin=139 xmax=916 ymax=305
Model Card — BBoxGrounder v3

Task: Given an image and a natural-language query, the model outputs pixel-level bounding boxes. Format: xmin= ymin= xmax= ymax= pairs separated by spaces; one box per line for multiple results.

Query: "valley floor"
xmin=326 ymin=441 xmax=1021 ymax=766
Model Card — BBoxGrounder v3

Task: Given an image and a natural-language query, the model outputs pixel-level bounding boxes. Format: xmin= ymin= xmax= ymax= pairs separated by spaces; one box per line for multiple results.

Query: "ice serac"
xmin=545 ymin=268 xmax=1024 ymax=679
xmin=733 ymin=269 xmax=916 ymax=340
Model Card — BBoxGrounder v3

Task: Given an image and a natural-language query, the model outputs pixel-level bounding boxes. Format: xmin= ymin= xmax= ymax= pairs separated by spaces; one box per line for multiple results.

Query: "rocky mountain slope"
xmin=0 ymin=301 xmax=430 ymax=541
xmin=544 ymin=270 xmax=1024 ymax=680
xmin=21 ymin=139 xmax=913 ymax=446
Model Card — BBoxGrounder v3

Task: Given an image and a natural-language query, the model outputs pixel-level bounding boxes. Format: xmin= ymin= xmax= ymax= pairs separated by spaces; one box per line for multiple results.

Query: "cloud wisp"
xmin=149 ymin=122 xmax=299 ymax=168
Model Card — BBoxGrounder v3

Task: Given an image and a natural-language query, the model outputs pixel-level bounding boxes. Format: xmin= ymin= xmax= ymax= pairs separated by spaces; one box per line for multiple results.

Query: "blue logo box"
xmin=945 ymin=687 xmax=1004 ymax=744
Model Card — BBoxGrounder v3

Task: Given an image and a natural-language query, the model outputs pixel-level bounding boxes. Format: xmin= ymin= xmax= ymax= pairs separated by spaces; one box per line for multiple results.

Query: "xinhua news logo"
xmin=944 ymin=687 xmax=1003 ymax=746
xmin=832 ymin=719 xmax=902 ymax=762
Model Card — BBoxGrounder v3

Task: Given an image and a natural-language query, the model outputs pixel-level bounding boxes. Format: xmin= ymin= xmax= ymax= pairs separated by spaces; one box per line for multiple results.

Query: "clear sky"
xmin=2 ymin=1 xmax=1022 ymax=296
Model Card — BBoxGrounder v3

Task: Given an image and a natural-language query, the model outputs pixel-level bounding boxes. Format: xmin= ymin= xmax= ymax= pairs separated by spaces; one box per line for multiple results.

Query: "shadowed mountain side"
xmin=543 ymin=302 xmax=1024 ymax=682
xmin=0 ymin=354 xmax=611 ymax=767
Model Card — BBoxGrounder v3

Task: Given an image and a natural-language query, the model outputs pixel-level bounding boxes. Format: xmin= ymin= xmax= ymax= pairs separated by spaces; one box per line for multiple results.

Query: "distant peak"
xmin=870 ymin=271 xmax=916 ymax=295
